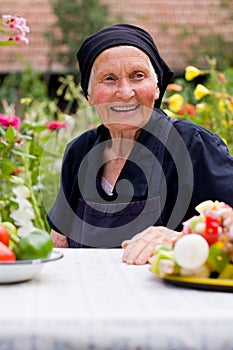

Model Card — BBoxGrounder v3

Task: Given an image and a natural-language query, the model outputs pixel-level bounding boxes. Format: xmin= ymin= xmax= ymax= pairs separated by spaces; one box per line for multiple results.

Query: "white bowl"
xmin=0 ymin=250 xmax=63 ymax=283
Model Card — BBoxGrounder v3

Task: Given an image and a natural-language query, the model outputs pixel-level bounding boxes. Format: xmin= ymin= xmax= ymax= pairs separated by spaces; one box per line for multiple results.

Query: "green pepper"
xmin=13 ymin=229 xmax=53 ymax=260
xmin=150 ymin=245 xmax=180 ymax=276
xmin=207 ymin=242 xmax=230 ymax=273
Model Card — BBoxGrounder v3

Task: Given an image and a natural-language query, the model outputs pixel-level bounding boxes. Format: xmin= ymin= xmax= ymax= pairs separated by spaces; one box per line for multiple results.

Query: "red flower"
xmin=11 ymin=168 xmax=23 ymax=175
xmin=0 ymin=114 xmax=21 ymax=130
xmin=177 ymin=103 xmax=196 ymax=116
xmin=45 ymin=121 xmax=67 ymax=130
xmin=167 ymin=83 xmax=183 ymax=92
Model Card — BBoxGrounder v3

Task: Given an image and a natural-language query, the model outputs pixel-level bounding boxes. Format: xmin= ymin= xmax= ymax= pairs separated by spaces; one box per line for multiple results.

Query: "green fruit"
xmin=13 ymin=229 xmax=53 ymax=260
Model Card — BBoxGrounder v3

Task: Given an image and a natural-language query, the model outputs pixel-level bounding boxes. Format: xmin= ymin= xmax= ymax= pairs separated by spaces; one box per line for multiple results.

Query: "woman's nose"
xmin=115 ymin=79 xmax=135 ymax=100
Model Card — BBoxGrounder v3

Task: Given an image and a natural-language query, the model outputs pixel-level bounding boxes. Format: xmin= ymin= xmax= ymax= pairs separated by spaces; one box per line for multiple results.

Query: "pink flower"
xmin=0 ymin=114 xmax=21 ymax=130
xmin=15 ymin=34 xmax=29 ymax=44
xmin=2 ymin=15 xmax=30 ymax=44
xmin=45 ymin=121 xmax=67 ymax=130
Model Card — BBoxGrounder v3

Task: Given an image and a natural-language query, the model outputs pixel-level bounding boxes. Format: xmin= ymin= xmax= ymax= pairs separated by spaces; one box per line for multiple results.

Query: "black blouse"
xmin=47 ymin=109 xmax=233 ymax=241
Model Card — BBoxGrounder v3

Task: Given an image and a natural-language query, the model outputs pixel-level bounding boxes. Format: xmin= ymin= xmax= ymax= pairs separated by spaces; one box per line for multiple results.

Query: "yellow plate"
xmin=159 ymin=275 xmax=233 ymax=292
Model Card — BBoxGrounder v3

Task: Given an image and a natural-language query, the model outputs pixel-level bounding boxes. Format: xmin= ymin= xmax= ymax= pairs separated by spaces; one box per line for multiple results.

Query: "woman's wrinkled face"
xmin=87 ymin=46 xmax=160 ymax=132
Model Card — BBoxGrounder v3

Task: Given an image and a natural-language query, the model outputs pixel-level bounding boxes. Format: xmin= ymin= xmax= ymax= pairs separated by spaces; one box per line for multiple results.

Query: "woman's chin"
xmin=106 ymin=117 xmax=149 ymax=132
xmin=108 ymin=123 xmax=141 ymax=132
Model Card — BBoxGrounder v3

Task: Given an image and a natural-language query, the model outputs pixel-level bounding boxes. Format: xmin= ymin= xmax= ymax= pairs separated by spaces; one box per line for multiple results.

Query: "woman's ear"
xmin=87 ymin=93 xmax=94 ymax=106
xmin=154 ymin=87 xmax=160 ymax=101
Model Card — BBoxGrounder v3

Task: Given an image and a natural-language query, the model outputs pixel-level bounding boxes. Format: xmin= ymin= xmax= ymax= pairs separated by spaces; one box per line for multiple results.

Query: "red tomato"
xmin=0 ymin=223 xmax=10 ymax=246
xmin=204 ymin=215 xmax=219 ymax=245
xmin=0 ymin=241 xmax=16 ymax=262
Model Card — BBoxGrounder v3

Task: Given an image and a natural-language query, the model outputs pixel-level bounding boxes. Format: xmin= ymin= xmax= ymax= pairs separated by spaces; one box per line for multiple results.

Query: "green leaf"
xmin=0 ymin=138 xmax=8 ymax=148
xmin=0 ymin=40 xmax=17 ymax=46
xmin=5 ymin=126 xmax=16 ymax=143
xmin=0 ymin=159 xmax=16 ymax=176
xmin=31 ymin=125 xmax=48 ymax=133
xmin=0 ymin=29 xmax=8 ymax=34
xmin=22 ymin=123 xmax=47 ymax=132
xmin=0 ymin=126 xmax=6 ymax=137
xmin=11 ymin=149 xmax=37 ymax=159
xmin=29 ymin=139 xmax=43 ymax=157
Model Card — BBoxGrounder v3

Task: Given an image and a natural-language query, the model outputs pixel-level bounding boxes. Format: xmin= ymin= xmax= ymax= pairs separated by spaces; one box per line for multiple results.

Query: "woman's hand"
xmin=121 ymin=226 xmax=182 ymax=265
xmin=50 ymin=230 xmax=69 ymax=248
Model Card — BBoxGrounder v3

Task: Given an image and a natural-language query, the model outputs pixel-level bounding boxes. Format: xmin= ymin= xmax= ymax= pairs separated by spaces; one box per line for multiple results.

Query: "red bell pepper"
xmin=0 ymin=241 xmax=16 ymax=262
xmin=0 ymin=223 xmax=10 ymax=246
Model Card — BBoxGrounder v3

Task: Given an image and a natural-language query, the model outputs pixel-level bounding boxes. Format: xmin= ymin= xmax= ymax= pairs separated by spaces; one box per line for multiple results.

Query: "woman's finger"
xmin=121 ymin=240 xmax=131 ymax=249
xmin=132 ymin=241 xmax=158 ymax=265
xmin=122 ymin=238 xmax=149 ymax=264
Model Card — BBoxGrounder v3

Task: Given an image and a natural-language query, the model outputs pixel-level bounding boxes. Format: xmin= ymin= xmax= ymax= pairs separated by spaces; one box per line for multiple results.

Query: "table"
xmin=1 ymin=248 xmax=233 ymax=350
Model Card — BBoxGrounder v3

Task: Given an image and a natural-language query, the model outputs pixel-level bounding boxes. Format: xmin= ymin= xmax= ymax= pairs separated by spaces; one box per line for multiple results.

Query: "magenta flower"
xmin=0 ymin=114 xmax=21 ymax=130
xmin=45 ymin=121 xmax=67 ymax=130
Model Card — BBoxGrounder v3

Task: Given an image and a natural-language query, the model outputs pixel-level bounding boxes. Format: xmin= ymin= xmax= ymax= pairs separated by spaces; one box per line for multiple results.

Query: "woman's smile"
xmin=110 ymin=104 xmax=140 ymax=113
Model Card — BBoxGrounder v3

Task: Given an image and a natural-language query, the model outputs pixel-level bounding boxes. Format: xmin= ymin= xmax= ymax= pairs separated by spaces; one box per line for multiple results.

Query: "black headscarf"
xmin=77 ymin=24 xmax=174 ymax=107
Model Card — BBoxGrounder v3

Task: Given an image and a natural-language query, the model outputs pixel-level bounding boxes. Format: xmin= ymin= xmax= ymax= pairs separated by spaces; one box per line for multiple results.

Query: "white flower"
xmin=12 ymin=185 xmax=31 ymax=198
xmin=10 ymin=206 xmax=35 ymax=225
xmin=10 ymin=185 xmax=36 ymax=237
xmin=17 ymin=223 xmax=35 ymax=237
xmin=10 ymin=175 xmax=25 ymax=185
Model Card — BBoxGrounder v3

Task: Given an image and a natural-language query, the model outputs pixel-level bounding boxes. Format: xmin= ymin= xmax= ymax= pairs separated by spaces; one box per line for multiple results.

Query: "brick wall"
xmin=0 ymin=0 xmax=232 ymax=74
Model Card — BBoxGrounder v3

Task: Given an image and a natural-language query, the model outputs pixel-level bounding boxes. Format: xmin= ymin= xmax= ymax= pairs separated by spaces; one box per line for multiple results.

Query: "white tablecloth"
xmin=1 ymin=248 xmax=233 ymax=350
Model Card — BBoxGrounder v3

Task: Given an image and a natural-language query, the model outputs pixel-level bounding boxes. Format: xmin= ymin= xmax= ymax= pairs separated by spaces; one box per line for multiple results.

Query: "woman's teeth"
xmin=111 ymin=104 xmax=139 ymax=112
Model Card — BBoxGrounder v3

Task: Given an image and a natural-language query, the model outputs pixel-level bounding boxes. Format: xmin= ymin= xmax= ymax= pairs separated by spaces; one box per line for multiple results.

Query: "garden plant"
xmin=163 ymin=57 xmax=233 ymax=154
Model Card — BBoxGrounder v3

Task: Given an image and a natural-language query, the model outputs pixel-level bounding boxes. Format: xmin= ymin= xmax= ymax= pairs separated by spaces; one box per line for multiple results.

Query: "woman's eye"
xmin=133 ymin=72 xmax=145 ymax=80
xmin=103 ymin=76 xmax=115 ymax=82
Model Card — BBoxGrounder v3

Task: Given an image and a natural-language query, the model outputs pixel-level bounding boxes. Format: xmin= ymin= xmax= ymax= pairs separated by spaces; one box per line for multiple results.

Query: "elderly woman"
xmin=47 ymin=24 xmax=233 ymax=264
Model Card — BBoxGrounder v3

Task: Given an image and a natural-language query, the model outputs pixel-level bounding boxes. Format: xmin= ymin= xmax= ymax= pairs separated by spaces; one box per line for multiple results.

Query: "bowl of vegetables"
xmin=0 ymin=222 xmax=63 ymax=283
